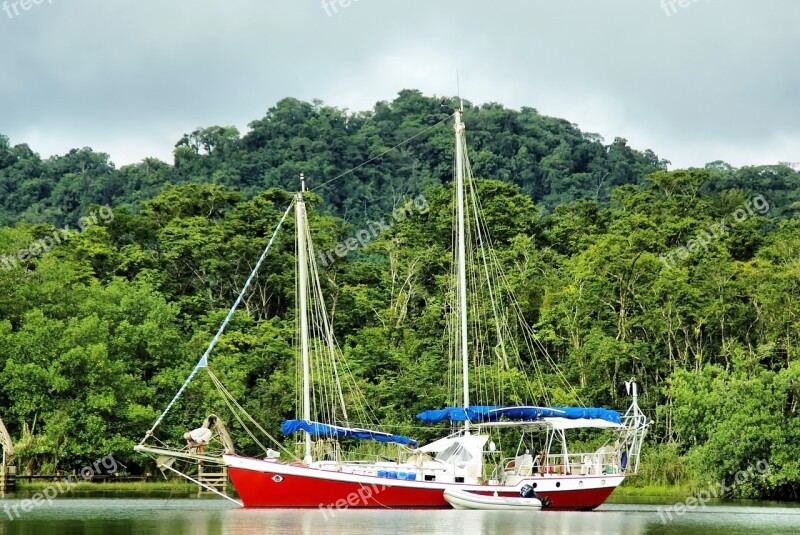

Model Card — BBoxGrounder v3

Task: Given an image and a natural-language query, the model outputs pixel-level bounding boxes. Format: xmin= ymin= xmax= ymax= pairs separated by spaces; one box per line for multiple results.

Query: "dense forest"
xmin=1 ymin=91 xmax=799 ymax=499
xmin=4 ymin=90 xmax=799 ymax=230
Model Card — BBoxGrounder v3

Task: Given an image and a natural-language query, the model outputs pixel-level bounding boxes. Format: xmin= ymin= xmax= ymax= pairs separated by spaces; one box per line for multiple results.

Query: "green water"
xmin=0 ymin=494 xmax=799 ymax=534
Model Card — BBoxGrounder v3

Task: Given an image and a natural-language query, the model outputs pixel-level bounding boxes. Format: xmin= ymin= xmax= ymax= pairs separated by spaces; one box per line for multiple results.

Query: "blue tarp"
xmin=281 ymin=420 xmax=418 ymax=447
xmin=415 ymin=405 xmax=621 ymax=425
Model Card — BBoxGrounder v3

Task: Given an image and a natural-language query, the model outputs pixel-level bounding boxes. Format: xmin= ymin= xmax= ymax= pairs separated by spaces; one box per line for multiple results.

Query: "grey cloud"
xmin=0 ymin=0 xmax=797 ymax=168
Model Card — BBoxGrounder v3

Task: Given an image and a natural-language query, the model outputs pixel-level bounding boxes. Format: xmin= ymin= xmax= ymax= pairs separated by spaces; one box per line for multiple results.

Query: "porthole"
xmin=601 ymin=479 xmax=606 ymax=486
xmin=555 ymin=482 xmax=561 ymax=488
xmin=532 ymin=483 xmax=537 ymax=489
xmin=578 ymin=481 xmax=583 ymax=487
xmin=272 ymin=475 xmax=284 ymax=483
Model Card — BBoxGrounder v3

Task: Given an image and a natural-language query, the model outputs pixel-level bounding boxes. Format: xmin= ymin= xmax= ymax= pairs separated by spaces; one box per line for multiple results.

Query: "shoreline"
xmin=611 ymin=484 xmax=693 ymax=499
xmin=12 ymin=479 xmax=200 ymax=492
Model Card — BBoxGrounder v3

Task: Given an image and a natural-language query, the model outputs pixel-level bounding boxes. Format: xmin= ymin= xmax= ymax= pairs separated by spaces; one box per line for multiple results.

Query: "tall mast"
xmin=296 ymin=173 xmax=312 ymax=464
xmin=455 ymin=108 xmax=470 ymax=434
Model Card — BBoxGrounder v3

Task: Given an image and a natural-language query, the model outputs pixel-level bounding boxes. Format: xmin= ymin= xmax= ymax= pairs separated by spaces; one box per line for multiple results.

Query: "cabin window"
xmin=435 ymin=442 xmax=473 ymax=463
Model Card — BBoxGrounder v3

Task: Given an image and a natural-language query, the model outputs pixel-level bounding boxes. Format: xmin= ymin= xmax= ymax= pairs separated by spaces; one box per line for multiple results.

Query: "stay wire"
xmin=310 ymin=113 xmax=456 ymax=193
xmin=207 ymin=368 xmax=300 ymax=462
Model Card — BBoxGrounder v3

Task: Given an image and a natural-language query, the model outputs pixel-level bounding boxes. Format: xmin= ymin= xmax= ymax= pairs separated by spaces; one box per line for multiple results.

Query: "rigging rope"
xmin=445 ymin=112 xmax=585 ymax=412
xmin=206 ymin=369 xmax=300 ymax=461
xmin=310 ymin=113 xmax=455 ymax=193
xmin=140 ymin=201 xmax=295 ymax=443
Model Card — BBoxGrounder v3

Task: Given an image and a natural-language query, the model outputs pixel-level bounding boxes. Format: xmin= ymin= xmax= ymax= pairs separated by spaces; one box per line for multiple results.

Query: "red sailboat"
xmin=137 ymin=105 xmax=648 ymax=511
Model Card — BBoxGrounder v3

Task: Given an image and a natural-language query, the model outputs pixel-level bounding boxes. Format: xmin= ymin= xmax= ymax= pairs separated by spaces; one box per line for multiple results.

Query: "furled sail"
xmin=415 ymin=406 xmax=621 ymax=425
xmin=281 ymin=420 xmax=417 ymax=447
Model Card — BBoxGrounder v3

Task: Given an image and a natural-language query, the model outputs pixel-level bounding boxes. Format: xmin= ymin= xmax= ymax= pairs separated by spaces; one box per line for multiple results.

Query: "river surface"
xmin=1 ymin=494 xmax=799 ymax=534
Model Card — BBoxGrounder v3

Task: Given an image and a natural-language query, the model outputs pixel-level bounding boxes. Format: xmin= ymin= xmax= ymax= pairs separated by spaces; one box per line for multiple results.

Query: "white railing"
xmin=501 ymin=452 xmax=623 ymax=478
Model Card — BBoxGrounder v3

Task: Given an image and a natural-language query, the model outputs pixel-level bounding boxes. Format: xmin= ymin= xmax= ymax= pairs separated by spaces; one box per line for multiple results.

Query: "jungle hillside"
xmin=1 ymin=91 xmax=799 ymax=499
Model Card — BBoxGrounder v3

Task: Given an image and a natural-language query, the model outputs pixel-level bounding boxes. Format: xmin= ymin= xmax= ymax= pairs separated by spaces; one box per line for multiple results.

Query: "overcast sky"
xmin=1 ymin=0 xmax=798 ymax=170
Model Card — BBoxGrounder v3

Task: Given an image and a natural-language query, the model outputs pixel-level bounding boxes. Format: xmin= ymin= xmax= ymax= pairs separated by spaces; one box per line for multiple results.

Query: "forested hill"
xmin=2 ymin=91 xmax=800 ymax=500
xmin=2 ymin=89 xmax=798 ymax=229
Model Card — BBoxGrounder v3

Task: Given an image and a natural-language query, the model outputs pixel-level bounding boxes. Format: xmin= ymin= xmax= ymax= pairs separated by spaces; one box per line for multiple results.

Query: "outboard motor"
xmin=519 ymin=484 xmax=534 ymax=498
xmin=519 ymin=484 xmax=551 ymax=507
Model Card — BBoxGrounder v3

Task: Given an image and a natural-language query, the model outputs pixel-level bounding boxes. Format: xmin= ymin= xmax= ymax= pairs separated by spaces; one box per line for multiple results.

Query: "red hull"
xmin=228 ymin=465 xmax=616 ymax=511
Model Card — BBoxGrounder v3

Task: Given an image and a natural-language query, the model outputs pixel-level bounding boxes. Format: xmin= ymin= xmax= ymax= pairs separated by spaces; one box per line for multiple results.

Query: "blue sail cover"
xmin=281 ymin=420 xmax=418 ymax=447
xmin=415 ymin=406 xmax=621 ymax=425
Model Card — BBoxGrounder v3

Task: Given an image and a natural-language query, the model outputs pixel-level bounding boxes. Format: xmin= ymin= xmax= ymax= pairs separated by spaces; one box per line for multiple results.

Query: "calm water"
xmin=1 ymin=494 xmax=799 ymax=534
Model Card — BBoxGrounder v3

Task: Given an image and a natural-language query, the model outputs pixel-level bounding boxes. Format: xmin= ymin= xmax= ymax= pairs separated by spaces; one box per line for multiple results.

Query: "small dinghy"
xmin=444 ymin=485 xmax=551 ymax=511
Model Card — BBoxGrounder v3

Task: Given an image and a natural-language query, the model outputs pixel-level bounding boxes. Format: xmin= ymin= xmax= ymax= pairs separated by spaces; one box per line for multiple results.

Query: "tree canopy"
xmin=1 ymin=92 xmax=799 ymax=499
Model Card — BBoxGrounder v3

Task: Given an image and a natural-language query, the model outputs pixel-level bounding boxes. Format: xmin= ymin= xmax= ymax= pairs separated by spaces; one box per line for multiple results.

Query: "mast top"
xmin=300 ymin=173 xmax=306 ymax=193
xmin=457 ymin=69 xmax=463 ymax=112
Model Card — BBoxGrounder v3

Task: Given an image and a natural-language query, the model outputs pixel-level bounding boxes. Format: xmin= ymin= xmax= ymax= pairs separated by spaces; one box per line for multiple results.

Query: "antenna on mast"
xmin=457 ymin=70 xmax=463 ymax=111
